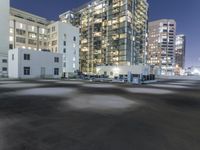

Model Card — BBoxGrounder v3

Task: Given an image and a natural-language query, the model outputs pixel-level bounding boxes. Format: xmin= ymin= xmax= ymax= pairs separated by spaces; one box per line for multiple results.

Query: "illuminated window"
xmin=9 ymin=36 xmax=13 ymax=42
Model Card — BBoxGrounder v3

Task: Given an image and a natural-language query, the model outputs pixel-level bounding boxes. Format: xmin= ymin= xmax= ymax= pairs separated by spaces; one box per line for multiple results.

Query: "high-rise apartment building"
xmin=148 ymin=19 xmax=176 ymax=76
xmin=60 ymin=0 xmax=149 ymax=73
xmin=175 ymin=34 xmax=186 ymax=69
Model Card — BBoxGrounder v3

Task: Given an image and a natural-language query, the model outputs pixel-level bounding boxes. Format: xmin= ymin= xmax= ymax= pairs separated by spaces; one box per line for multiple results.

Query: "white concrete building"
xmin=9 ymin=8 xmax=80 ymax=77
xmin=9 ymin=7 xmax=50 ymax=51
xmin=8 ymin=48 xmax=62 ymax=79
xmin=0 ymin=0 xmax=10 ymax=77
xmin=96 ymin=65 xmax=150 ymax=78
xmin=47 ymin=21 xmax=79 ymax=77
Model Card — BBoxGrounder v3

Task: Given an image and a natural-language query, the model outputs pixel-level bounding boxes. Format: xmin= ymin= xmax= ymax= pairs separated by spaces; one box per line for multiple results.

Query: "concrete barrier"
xmin=157 ymin=76 xmax=200 ymax=80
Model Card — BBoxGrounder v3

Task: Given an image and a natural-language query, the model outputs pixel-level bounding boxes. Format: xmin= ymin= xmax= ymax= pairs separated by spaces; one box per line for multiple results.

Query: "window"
xmin=10 ymin=28 xmax=13 ymax=34
xmin=16 ymin=29 xmax=26 ymax=36
xmin=63 ymin=41 xmax=66 ymax=46
xmin=28 ymin=39 xmax=37 ymax=45
xmin=39 ymin=41 xmax=42 ymax=46
xmin=63 ymin=62 xmax=66 ymax=67
xmin=12 ymin=54 xmax=14 ymax=60
xmin=63 ymin=48 xmax=66 ymax=53
xmin=9 ymin=44 xmax=13 ymax=49
xmin=24 ymin=67 xmax=30 ymax=75
xmin=64 ymin=34 xmax=67 ymax=39
xmin=16 ymin=37 xmax=26 ymax=43
xmin=2 ymin=59 xmax=7 ymax=63
xmin=24 ymin=54 xmax=30 ymax=60
xmin=54 ymin=68 xmax=59 ymax=75
xmin=2 ymin=67 xmax=7 ymax=72
xmin=73 ymin=36 xmax=76 ymax=41
xmin=44 ymin=42 xmax=47 ymax=46
xmin=54 ymin=57 xmax=59 ymax=63
xmin=52 ymin=40 xmax=57 ymax=46
xmin=52 ymin=26 xmax=56 ymax=32
xmin=9 ymin=36 xmax=14 ymax=42
xmin=28 ymin=32 xmax=37 ymax=39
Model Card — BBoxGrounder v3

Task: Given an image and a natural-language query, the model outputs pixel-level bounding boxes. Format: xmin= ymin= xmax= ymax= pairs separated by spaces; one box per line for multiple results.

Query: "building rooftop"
xmin=10 ymin=7 xmax=51 ymax=25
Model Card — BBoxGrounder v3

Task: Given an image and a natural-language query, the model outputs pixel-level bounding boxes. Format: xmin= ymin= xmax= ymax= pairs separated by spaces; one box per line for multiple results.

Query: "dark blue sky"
xmin=11 ymin=0 xmax=200 ymax=67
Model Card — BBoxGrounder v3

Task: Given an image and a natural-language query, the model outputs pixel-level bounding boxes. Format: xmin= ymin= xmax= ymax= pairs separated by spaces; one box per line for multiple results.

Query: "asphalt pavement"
xmin=0 ymin=79 xmax=200 ymax=150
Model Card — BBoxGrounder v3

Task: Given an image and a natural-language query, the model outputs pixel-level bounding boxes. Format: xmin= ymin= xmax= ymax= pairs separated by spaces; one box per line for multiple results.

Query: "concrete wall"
xmin=8 ymin=49 xmax=19 ymax=77
xmin=96 ymin=65 xmax=151 ymax=78
xmin=0 ymin=0 xmax=9 ymax=53
xmin=0 ymin=0 xmax=9 ymax=77
xmin=158 ymin=76 xmax=200 ymax=81
xmin=8 ymin=48 xmax=63 ymax=79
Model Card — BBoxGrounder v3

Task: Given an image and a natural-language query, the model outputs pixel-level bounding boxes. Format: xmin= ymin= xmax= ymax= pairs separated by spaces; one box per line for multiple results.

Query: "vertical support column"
xmin=125 ymin=0 xmax=128 ymax=65
xmin=37 ymin=26 xmax=40 ymax=50
xmin=106 ymin=0 xmax=109 ymax=65
xmin=13 ymin=20 xmax=16 ymax=49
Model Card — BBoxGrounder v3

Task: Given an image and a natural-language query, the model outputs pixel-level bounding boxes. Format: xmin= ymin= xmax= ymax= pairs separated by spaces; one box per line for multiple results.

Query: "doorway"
xmin=41 ymin=67 xmax=46 ymax=78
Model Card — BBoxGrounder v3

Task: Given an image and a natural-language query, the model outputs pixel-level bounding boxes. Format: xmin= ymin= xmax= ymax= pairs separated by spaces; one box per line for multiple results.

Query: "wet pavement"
xmin=0 ymin=79 xmax=200 ymax=150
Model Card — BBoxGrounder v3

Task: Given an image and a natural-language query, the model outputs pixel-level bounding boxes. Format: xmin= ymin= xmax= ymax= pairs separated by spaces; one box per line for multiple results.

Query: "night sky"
xmin=11 ymin=0 xmax=200 ymax=67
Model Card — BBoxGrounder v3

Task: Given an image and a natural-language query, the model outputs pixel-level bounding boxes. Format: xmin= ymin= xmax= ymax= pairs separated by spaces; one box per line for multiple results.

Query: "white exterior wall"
xmin=8 ymin=49 xmax=19 ymax=77
xmin=59 ymin=22 xmax=79 ymax=76
xmin=8 ymin=48 xmax=62 ymax=79
xmin=96 ymin=65 xmax=150 ymax=78
xmin=0 ymin=0 xmax=9 ymax=53
xmin=0 ymin=0 xmax=9 ymax=77
xmin=48 ymin=21 xmax=79 ymax=77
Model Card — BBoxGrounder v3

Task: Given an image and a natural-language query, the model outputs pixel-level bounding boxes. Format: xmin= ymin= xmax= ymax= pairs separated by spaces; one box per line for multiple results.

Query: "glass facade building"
xmin=148 ymin=19 xmax=176 ymax=76
xmin=60 ymin=0 xmax=148 ymax=73
xmin=175 ymin=34 xmax=186 ymax=69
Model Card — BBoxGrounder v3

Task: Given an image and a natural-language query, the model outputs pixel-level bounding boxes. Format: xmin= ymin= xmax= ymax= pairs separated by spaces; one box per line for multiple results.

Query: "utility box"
xmin=132 ymin=77 xmax=140 ymax=84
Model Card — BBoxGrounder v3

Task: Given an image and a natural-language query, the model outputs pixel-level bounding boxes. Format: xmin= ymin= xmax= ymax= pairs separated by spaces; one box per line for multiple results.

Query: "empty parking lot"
xmin=0 ymin=79 xmax=200 ymax=150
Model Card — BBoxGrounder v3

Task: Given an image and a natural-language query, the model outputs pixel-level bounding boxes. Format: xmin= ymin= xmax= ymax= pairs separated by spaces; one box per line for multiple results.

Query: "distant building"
xmin=8 ymin=48 xmax=62 ymax=79
xmin=175 ymin=34 xmax=186 ymax=69
xmin=185 ymin=66 xmax=200 ymax=76
xmin=0 ymin=0 xmax=9 ymax=77
xmin=148 ymin=19 xmax=176 ymax=76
